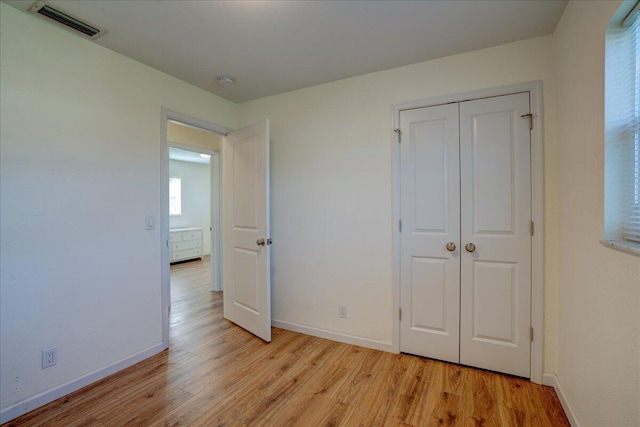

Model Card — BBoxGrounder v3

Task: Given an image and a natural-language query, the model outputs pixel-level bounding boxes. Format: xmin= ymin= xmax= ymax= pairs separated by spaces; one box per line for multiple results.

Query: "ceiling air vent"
xmin=29 ymin=1 xmax=107 ymax=40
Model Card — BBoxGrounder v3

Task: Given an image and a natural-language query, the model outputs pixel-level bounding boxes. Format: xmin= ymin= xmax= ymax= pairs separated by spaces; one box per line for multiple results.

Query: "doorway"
xmin=392 ymin=82 xmax=545 ymax=383
xmin=160 ymin=108 xmax=232 ymax=348
xmin=160 ymin=110 xmax=273 ymax=348
xmin=168 ymin=128 xmax=218 ymax=285
xmin=399 ymin=92 xmax=532 ymax=377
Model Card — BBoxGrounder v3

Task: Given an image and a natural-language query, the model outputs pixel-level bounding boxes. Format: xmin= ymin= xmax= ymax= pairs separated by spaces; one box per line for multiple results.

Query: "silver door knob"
xmin=446 ymin=242 xmax=456 ymax=252
xmin=257 ymin=238 xmax=265 ymax=246
xmin=465 ymin=243 xmax=476 ymax=253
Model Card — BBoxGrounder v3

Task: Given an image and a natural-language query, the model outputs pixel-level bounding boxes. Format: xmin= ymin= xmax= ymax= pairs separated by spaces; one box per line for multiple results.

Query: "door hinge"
xmin=530 ymin=327 xmax=534 ymax=342
xmin=530 ymin=221 xmax=534 ymax=236
xmin=399 ymin=308 xmax=402 ymax=321
xmin=166 ymin=239 xmax=169 ymax=247
xmin=399 ymin=220 xmax=403 ymax=232
xmin=394 ymin=128 xmax=402 ymax=143
xmin=521 ymin=113 xmax=533 ymax=130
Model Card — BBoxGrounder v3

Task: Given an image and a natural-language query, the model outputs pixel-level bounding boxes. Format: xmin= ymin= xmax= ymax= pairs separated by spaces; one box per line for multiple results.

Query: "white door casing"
xmin=222 ymin=119 xmax=271 ymax=342
xmin=459 ymin=93 xmax=531 ymax=377
xmin=399 ymin=92 xmax=532 ymax=378
xmin=161 ymin=107 xmax=232 ymax=350
xmin=399 ymin=103 xmax=461 ymax=364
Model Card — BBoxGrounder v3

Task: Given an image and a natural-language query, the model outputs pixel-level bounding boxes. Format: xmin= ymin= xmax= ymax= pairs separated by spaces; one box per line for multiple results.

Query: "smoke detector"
xmin=216 ymin=74 xmax=236 ymax=87
xmin=29 ymin=1 xmax=107 ymax=40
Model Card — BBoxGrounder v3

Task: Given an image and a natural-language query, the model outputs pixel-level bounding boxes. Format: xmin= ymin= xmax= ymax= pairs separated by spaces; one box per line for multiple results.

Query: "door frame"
xmin=391 ymin=81 xmax=544 ymax=383
xmin=160 ymin=107 xmax=232 ymax=349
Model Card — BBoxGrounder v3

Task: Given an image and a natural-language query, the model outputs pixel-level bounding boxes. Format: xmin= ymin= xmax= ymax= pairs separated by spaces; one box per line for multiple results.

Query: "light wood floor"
xmin=4 ymin=256 xmax=569 ymax=426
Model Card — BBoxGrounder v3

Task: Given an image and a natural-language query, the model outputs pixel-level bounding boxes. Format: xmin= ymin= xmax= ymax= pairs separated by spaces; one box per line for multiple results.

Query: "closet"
xmin=399 ymin=92 xmax=532 ymax=378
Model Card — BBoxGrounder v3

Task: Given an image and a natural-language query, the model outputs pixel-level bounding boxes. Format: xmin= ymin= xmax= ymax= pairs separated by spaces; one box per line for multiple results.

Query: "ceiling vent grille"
xmin=29 ymin=1 xmax=107 ymax=40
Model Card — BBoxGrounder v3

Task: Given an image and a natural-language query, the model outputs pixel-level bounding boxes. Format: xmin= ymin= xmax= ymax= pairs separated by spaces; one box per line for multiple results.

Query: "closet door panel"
xmin=399 ymin=103 xmax=460 ymax=364
xmin=459 ymin=93 xmax=532 ymax=378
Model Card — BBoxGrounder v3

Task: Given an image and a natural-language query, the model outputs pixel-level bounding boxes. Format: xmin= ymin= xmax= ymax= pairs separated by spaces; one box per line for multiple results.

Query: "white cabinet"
xmin=170 ymin=228 xmax=203 ymax=263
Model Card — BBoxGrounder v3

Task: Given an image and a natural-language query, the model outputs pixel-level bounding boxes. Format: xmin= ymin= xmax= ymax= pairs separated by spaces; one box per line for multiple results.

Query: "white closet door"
xmin=400 ymin=103 xmax=461 ymax=364
xmin=459 ymin=93 xmax=532 ymax=377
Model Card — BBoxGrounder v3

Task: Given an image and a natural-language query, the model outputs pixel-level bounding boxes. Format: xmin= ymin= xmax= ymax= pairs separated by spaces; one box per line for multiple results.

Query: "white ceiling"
xmin=4 ymin=0 xmax=568 ymax=103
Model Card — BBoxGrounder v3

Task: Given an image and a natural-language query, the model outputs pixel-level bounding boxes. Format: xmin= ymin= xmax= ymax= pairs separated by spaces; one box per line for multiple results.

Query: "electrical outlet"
xmin=42 ymin=347 xmax=57 ymax=369
xmin=338 ymin=304 xmax=348 ymax=318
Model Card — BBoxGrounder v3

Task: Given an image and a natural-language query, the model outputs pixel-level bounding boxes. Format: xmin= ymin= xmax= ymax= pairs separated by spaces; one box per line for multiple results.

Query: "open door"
xmin=222 ymin=119 xmax=271 ymax=342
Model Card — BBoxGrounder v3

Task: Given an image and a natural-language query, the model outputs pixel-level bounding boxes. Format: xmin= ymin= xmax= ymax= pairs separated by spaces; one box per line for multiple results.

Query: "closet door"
xmin=459 ymin=93 xmax=532 ymax=377
xmin=399 ymin=104 xmax=461 ymax=364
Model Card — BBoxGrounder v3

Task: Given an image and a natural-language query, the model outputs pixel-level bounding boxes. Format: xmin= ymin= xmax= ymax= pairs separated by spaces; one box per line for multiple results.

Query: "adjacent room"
xmin=1 ymin=1 xmax=638 ymax=426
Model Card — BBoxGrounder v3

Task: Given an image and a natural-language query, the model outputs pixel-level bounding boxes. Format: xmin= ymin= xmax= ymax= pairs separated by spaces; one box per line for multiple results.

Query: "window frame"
xmin=603 ymin=0 xmax=640 ymax=256
xmin=169 ymin=176 xmax=182 ymax=217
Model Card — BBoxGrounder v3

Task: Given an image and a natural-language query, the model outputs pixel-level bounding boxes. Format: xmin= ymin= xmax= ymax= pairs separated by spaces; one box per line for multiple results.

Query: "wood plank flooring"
xmin=4 ymin=256 xmax=569 ymax=426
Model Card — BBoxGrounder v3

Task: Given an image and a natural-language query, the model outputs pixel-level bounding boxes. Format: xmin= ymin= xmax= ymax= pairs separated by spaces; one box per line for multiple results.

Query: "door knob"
xmin=465 ymin=243 xmax=476 ymax=253
xmin=445 ymin=242 xmax=456 ymax=252
xmin=256 ymin=238 xmax=265 ymax=246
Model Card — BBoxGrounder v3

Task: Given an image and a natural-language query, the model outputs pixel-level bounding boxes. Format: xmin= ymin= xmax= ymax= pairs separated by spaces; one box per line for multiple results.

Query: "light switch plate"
xmin=145 ymin=215 xmax=155 ymax=230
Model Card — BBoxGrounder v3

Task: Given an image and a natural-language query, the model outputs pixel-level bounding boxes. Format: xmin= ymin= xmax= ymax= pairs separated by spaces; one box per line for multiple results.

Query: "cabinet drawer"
xmin=171 ymin=247 xmax=202 ymax=262
xmin=183 ymin=230 xmax=203 ymax=241
xmin=172 ymin=239 xmax=202 ymax=251
xmin=170 ymin=232 xmax=182 ymax=242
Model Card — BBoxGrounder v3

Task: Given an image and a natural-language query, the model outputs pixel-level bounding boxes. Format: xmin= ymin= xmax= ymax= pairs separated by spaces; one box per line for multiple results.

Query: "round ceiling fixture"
xmin=216 ymin=74 xmax=235 ymax=86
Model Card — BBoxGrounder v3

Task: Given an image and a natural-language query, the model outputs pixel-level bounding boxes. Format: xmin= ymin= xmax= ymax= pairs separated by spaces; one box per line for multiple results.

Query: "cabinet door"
xmin=399 ymin=103 xmax=461 ymax=364
xmin=459 ymin=93 xmax=532 ymax=377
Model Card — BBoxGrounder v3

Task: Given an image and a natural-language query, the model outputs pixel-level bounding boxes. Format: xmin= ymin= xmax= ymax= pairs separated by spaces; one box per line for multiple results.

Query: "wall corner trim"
xmin=272 ymin=320 xmax=394 ymax=353
xmin=0 ymin=343 xmax=165 ymax=424
xmin=542 ymin=372 xmax=581 ymax=427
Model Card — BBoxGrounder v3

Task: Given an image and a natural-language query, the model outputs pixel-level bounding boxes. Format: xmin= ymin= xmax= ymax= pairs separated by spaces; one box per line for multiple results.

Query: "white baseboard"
xmin=272 ymin=319 xmax=394 ymax=353
xmin=0 ymin=343 xmax=165 ymax=424
xmin=542 ymin=373 xmax=581 ymax=427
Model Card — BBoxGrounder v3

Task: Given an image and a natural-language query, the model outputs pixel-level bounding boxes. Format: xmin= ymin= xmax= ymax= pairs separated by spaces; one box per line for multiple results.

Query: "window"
xmin=169 ymin=176 xmax=181 ymax=216
xmin=605 ymin=1 xmax=640 ymax=251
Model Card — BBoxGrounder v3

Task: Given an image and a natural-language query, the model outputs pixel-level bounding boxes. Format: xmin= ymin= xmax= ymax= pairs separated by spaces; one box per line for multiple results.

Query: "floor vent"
xmin=29 ymin=1 xmax=107 ymax=40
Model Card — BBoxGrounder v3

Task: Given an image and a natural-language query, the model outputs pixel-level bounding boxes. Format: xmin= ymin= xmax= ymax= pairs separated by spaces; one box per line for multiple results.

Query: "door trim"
xmin=391 ymin=81 xmax=544 ymax=383
xmin=160 ymin=107 xmax=232 ymax=349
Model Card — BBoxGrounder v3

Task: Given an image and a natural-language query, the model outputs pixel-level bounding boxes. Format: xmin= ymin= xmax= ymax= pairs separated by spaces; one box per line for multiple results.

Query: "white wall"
xmin=170 ymin=160 xmax=211 ymax=255
xmin=553 ymin=1 xmax=640 ymax=426
xmin=238 ymin=35 xmax=559 ymax=364
xmin=0 ymin=3 xmax=236 ymax=420
xmin=168 ymin=121 xmax=222 ymax=153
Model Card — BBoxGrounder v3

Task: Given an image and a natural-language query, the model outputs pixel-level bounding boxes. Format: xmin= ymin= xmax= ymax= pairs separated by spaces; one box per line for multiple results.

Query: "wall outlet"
xmin=42 ymin=347 xmax=57 ymax=369
xmin=338 ymin=304 xmax=348 ymax=318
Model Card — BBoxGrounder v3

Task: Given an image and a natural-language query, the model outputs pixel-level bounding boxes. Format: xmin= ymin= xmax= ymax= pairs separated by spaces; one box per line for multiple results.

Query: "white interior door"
xmin=400 ymin=103 xmax=461 ymax=364
xmin=399 ymin=92 xmax=532 ymax=377
xmin=459 ymin=93 xmax=531 ymax=377
xmin=222 ymin=119 xmax=271 ymax=342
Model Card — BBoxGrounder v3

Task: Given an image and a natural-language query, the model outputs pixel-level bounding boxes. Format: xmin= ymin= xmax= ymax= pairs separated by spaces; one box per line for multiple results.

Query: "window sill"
xmin=600 ymin=239 xmax=640 ymax=257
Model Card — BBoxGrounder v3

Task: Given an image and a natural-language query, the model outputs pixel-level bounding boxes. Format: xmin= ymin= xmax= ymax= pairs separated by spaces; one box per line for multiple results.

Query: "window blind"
xmin=626 ymin=11 xmax=640 ymax=242
xmin=606 ymin=5 xmax=640 ymax=243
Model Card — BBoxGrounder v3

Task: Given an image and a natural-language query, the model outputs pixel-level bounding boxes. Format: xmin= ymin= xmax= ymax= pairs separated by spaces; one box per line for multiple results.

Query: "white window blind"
xmin=169 ymin=176 xmax=181 ymax=216
xmin=606 ymin=4 xmax=640 ymax=243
